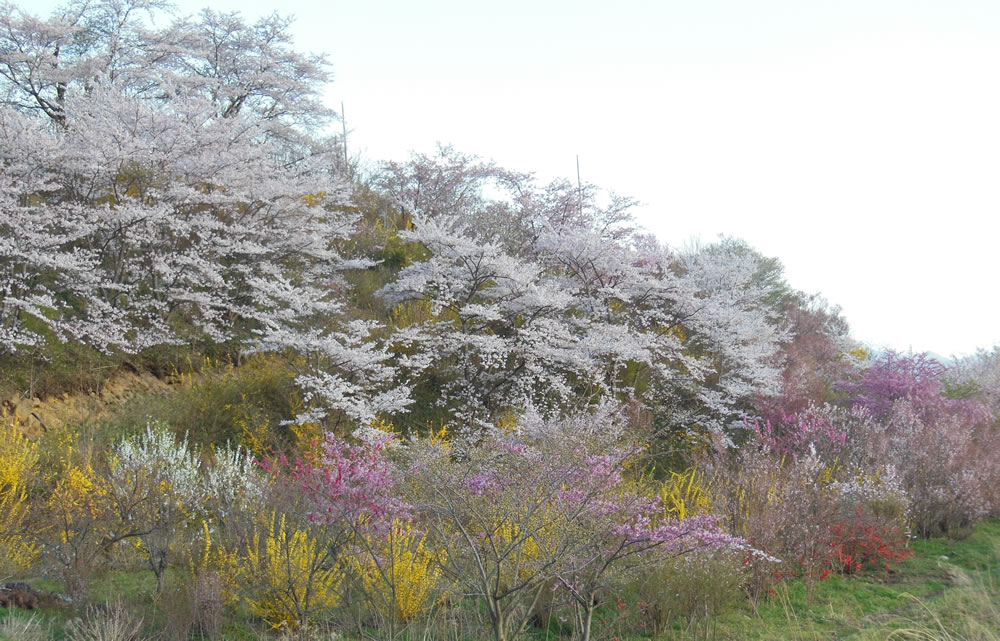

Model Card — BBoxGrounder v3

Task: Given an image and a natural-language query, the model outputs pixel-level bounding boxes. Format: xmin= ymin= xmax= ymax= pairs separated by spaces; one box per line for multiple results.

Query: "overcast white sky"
xmin=29 ymin=0 xmax=1000 ymax=357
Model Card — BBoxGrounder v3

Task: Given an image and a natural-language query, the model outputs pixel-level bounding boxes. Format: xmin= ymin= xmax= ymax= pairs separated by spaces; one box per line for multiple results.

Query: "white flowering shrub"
xmin=107 ymin=421 xmax=202 ymax=592
xmin=204 ymin=444 xmax=267 ymax=521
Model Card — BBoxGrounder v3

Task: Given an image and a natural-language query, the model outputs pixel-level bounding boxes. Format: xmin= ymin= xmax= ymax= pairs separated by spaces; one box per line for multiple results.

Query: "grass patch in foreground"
xmin=657 ymin=520 xmax=1000 ymax=641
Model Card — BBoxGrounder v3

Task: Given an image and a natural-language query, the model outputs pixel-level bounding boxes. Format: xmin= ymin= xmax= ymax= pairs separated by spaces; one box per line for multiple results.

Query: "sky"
xmin=27 ymin=0 xmax=1000 ymax=357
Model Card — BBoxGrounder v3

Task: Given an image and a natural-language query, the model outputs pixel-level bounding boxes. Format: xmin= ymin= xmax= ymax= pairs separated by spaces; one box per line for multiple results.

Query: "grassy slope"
xmin=656 ymin=520 xmax=1000 ymax=641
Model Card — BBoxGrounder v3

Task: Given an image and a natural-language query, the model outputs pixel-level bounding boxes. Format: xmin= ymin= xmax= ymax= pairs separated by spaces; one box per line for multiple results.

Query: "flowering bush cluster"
xmin=0 ymin=405 xmax=747 ymax=640
xmin=397 ymin=411 xmax=746 ymax=641
xmin=0 ymin=415 xmax=38 ymax=579
xmin=836 ymin=352 xmax=1000 ymax=536
xmin=4 ymin=348 xmax=1000 ymax=641
xmin=707 ymin=400 xmax=913 ymax=599
xmin=826 ymin=508 xmax=913 ymax=574
xmin=673 ymin=348 xmax=1000 ymax=616
xmin=859 ymin=399 xmax=1000 ymax=536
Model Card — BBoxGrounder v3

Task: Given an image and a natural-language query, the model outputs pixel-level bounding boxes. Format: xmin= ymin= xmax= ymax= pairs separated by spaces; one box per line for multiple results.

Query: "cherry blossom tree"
xmin=375 ymin=150 xmax=788 ymax=437
xmin=0 ymin=0 xmax=410 ymax=424
xmin=373 ymin=143 xmax=530 ymax=240
xmin=949 ymin=346 xmax=1000 ymax=423
xmin=379 ymin=215 xmax=585 ymax=426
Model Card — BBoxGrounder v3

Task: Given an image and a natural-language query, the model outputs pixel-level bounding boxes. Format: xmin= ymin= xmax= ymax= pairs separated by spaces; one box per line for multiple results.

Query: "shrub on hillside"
xmin=43 ymin=428 xmax=115 ymax=604
xmin=0 ymin=418 xmax=39 ymax=580
xmin=637 ymin=548 xmax=747 ymax=634
xmin=860 ymin=399 xmax=1000 ymax=537
xmin=108 ymin=355 xmax=301 ymax=453
xmin=242 ymin=431 xmax=407 ymax=633
xmin=824 ymin=353 xmax=1000 ymax=536
xmin=709 ymin=404 xmax=912 ymax=598
xmin=106 ymin=423 xmax=202 ymax=593
xmin=400 ymin=406 xmax=745 ymax=641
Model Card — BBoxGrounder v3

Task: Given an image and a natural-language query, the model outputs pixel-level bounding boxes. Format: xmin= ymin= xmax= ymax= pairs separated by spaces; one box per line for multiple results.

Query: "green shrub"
xmin=107 ymin=354 xmax=300 ymax=452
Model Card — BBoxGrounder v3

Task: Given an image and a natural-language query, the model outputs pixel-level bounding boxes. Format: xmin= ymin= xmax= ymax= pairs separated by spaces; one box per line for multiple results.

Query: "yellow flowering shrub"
xmin=354 ymin=519 xmax=444 ymax=621
xmin=171 ymin=518 xmax=242 ymax=610
xmin=391 ymin=300 xmax=437 ymax=328
xmin=0 ymin=417 xmax=39 ymax=577
xmin=50 ymin=462 xmax=110 ymax=530
xmin=660 ymin=467 xmax=715 ymax=520
xmin=231 ymin=397 xmax=274 ymax=455
xmin=45 ymin=431 xmax=112 ymax=600
xmin=495 ymin=412 xmax=519 ymax=433
xmin=428 ymin=423 xmax=450 ymax=451
xmin=242 ymin=512 xmax=343 ymax=630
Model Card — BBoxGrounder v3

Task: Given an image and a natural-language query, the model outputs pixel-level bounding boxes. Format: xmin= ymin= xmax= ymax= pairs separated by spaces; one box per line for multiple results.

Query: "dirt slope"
xmin=2 ymin=369 xmax=174 ymax=437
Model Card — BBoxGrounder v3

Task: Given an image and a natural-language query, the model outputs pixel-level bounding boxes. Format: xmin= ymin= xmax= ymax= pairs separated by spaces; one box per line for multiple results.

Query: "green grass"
xmin=652 ymin=520 xmax=1000 ymax=641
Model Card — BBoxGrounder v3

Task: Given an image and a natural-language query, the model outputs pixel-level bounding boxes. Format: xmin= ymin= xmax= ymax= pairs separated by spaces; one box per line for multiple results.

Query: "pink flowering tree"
xmin=260 ymin=430 xmax=407 ymax=537
xmin=551 ymin=469 xmax=746 ymax=641
xmin=0 ymin=0 xmax=412 ymax=428
xmin=402 ymin=432 xmax=576 ymax=641
xmin=251 ymin=431 xmax=408 ymax=632
xmin=855 ymin=399 xmax=1000 ymax=536
xmin=950 ymin=347 xmax=1000 ymax=422
xmin=756 ymin=294 xmax=858 ymax=421
xmin=377 ymin=150 xmax=789 ymax=440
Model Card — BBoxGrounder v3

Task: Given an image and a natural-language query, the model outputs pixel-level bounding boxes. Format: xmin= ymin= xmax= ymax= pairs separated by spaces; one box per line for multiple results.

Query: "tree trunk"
xmin=580 ymin=596 xmax=596 ymax=641
xmin=491 ymin=607 xmax=507 ymax=641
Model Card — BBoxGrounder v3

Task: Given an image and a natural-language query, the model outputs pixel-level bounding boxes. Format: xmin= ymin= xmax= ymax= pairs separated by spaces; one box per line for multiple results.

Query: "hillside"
xmin=1 ymin=1 xmax=1000 ymax=640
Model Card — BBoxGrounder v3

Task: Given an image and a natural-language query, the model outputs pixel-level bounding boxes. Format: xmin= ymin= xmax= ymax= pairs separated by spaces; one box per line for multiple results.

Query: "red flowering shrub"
xmin=825 ymin=508 xmax=913 ymax=574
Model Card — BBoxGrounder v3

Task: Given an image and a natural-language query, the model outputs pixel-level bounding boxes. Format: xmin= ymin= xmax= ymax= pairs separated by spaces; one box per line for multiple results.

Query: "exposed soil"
xmin=1 ymin=367 xmax=177 ymax=437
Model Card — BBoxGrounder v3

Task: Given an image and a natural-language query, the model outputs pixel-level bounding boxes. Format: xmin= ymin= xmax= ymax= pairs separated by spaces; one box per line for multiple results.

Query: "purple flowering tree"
xmin=839 ymin=351 xmax=990 ymax=425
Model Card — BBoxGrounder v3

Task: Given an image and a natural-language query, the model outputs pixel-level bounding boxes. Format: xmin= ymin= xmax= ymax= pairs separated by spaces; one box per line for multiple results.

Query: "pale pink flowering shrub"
xmin=710 ymin=406 xmax=911 ymax=596
xmin=949 ymin=347 xmax=1000 ymax=422
xmin=402 ymin=409 xmax=744 ymax=641
xmin=839 ymin=351 xmax=991 ymax=426
xmin=748 ymin=406 xmax=848 ymax=460
xmin=859 ymin=399 xmax=1000 ymax=536
xmin=836 ymin=352 xmax=999 ymax=536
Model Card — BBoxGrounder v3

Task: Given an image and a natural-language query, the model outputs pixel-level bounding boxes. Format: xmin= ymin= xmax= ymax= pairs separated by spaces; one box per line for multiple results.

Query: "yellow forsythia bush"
xmin=660 ymin=467 xmax=715 ymax=520
xmin=243 ymin=512 xmax=343 ymax=630
xmin=190 ymin=519 xmax=242 ymax=607
xmin=354 ymin=519 xmax=444 ymax=621
xmin=0 ymin=417 xmax=39 ymax=576
xmin=45 ymin=428 xmax=113 ymax=600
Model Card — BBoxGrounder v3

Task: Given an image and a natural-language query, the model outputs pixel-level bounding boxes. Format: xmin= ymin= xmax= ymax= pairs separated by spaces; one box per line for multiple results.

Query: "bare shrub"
xmin=66 ymin=599 xmax=143 ymax=641
xmin=638 ymin=548 xmax=746 ymax=635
